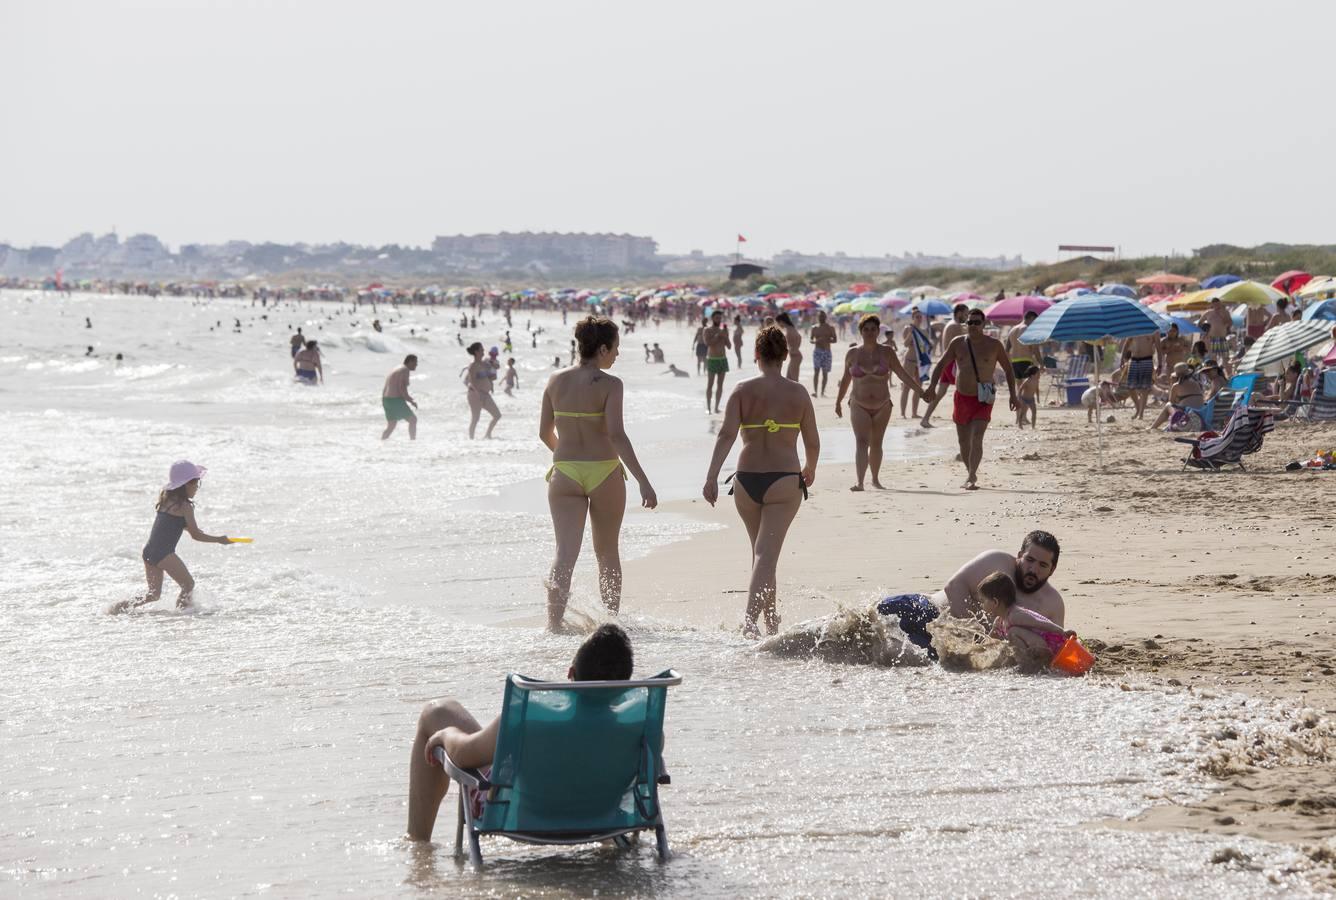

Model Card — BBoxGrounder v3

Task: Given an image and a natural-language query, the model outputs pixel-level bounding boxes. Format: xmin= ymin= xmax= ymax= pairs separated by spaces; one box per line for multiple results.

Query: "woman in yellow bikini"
xmin=703 ymin=326 xmax=819 ymax=637
xmin=538 ymin=315 xmax=657 ymax=632
xmin=834 ymin=314 xmax=922 ymax=491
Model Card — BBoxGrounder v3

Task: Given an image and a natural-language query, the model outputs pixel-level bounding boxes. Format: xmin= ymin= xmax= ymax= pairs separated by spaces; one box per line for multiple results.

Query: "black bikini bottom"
xmin=725 ymin=471 xmax=808 ymax=504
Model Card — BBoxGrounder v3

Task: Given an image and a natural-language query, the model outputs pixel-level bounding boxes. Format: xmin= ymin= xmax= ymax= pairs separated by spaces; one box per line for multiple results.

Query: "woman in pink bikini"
xmin=834 ymin=314 xmax=922 ymax=491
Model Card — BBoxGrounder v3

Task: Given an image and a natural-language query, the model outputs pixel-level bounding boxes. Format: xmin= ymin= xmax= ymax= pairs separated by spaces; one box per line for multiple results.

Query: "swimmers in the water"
xmin=111 ymin=460 xmax=232 ymax=614
xmin=293 ymin=340 xmax=323 ymax=384
xmin=539 ymin=315 xmax=657 ymax=632
xmin=464 ymin=342 xmax=501 ymax=439
xmin=382 ymin=354 xmax=419 ymax=440
xmin=703 ymin=326 xmax=819 ymax=638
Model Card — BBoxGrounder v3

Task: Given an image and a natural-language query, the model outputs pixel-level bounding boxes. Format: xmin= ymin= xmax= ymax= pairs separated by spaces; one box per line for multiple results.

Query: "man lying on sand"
xmin=879 ymin=530 xmax=1064 ymax=662
xmin=405 ymin=624 xmax=639 ymax=842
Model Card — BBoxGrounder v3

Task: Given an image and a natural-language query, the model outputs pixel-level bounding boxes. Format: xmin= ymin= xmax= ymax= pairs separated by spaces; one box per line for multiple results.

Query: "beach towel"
xmin=910 ymin=326 xmax=933 ymax=382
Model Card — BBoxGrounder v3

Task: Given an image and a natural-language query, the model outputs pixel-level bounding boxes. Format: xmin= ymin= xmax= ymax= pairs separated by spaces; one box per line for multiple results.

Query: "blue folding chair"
xmin=435 ymin=669 xmax=681 ymax=867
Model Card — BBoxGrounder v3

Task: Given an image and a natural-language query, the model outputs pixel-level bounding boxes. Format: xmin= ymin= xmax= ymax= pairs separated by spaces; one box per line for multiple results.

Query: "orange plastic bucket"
xmin=1050 ymin=634 xmax=1096 ymax=676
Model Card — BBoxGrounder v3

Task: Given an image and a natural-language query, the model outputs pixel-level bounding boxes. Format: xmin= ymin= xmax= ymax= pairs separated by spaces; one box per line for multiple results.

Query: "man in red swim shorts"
xmin=926 ymin=309 xmax=1018 ymax=490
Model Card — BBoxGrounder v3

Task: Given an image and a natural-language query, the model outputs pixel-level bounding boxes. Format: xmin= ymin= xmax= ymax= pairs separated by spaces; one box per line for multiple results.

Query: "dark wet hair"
xmin=575 ymin=315 xmax=619 ymax=360
xmin=466 ymin=341 xmax=483 ymax=355
xmin=156 ymin=483 xmax=195 ymax=513
xmin=572 ymin=623 xmax=634 ymax=680
xmin=404 ymin=354 xmax=417 ymax=365
xmin=755 ymin=325 xmax=788 ymax=363
xmin=858 ymin=314 xmax=881 ymax=331
xmin=775 ymin=312 xmax=794 ymax=327
xmin=978 ymin=572 xmax=1016 ymax=607
xmin=1021 ymin=530 xmax=1061 ymax=567
xmin=304 ymin=340 xmax=318 ymax=350
xmin=953 ymin=304 xmax=969 ymax=317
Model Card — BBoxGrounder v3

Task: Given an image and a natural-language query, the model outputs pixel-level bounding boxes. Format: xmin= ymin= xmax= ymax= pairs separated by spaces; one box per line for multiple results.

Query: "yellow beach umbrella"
xmin=833 ymin=302 xmax=854 ymax=314
xmin=1210 ymin=280 xmax=1285 ymax=306
xmin=1164 ymin=289 xmax=1215 ymax=312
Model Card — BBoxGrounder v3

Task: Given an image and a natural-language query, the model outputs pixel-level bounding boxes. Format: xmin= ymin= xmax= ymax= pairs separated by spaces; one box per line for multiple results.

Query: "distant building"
xmin=431 ymin=231 xmax=659 ymax=273
xmin=729 ymin=262 xmax=766 ymax=280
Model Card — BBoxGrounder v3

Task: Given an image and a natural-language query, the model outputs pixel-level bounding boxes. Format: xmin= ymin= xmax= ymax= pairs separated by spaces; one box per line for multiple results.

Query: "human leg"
xmin=156 ymin=553 xmax=195 ymax=608
xmin=868 ymin=401 xmax=892 ymax=488
xmin=382 ymin=419 xmax=399 ymax=439
xmin=545 ymin=474 xmax=590 ymax=631
xmin=407 ymin=415 xmax=417 ymax=440
xmin=966 ymin=420 xmax=989 ymax=488
xmin=704 ymin=372 xmax=715 ymax=410
xmin=849 ymin=403 xmax=871 ymax=490
xmin=953 ymin=421 xmax=971 ymax=485
xmin=407 ymin=698 xmax=483 ymax=841
xmin=746 ymin=480 xmax=802 ymax=635
xmin=713 ymin=373 xmax=725 ymax=413
xmin=467 ymin=393 xmax=482 ymax=439
xmin=899 ymin=381 xmax=911 ymax=418
xmin=481 ymin=394 xmax=501 ymax=438
xmin=587 ymin=470 xmax=628 ymax=614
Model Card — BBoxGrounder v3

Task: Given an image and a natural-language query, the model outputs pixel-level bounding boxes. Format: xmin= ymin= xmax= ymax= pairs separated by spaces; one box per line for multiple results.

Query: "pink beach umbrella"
xmin=878 ymin=296 xmax=911 ymax=310
xmin=781 ymin=297 xmax=817 ymax=310
xmin=984 ymin=295 xmax=1052 ymax=324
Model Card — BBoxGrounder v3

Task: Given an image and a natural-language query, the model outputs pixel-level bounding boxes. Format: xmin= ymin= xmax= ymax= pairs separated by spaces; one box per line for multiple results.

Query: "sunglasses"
xmin=967 ymin=318 xmax=985 ymax=326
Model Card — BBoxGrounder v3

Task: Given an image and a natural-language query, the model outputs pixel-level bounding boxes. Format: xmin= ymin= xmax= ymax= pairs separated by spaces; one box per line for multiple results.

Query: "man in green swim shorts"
xmin=382 ymin=354 xmax=419 ymax=440
xmin=703 ymin=310 xmax=731 ymax=414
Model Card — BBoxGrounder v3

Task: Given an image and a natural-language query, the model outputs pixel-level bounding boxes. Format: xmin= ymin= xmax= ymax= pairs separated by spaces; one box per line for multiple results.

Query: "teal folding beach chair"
xmin=433 ymin=669 xmax=681 ymax=867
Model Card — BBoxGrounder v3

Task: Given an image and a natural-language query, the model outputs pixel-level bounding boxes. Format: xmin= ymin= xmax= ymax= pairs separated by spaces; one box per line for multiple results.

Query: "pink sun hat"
xmin=165 ymin=459 xmax=207 ymax=490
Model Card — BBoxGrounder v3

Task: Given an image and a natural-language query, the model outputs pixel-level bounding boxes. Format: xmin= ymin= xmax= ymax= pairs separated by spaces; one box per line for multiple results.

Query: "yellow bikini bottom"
xmin=546 ymin=459 xmax=625 ymax=494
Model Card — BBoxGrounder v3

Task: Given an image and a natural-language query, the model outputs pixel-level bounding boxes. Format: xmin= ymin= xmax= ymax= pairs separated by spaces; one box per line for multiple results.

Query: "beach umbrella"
xmin=1136 ymin=273 xmax=1199 ymax=287
xmin=1021 ymin=295 xmax=1163 ymax=468
xmin=886 ymin=289 xmax=914 ymax=301
xmin=985 ymin=295 xmax=1052 ymax=324
xmin=1295 ymin=276 xmax=1336 ymax=300
xmin=1272 ymin=270 xmax=1313 ymax=295
xmin=834 ymin=291 xmax=856 ymax=300
xmin=781 ymin=297 xmax=817 ymax=311
xmin=879 ymin=297 xmax=911 ymax=311
xmin=953 ymin=291 xmax=984 ymax=302
xmin=1164 ymin=289 xmax=1216 ymax=312
xmin=908 ymin=285 xmax=943 ymax=296
xmin=833 ymin=302 xmax=854 ymax=314
xmin=1201 ymin=274 xmax=1242 ymax=289
xmin=850 ymin=282 xmax=874 ymax=294
xmin=850 ymin=298 xmax=883 ymax=313
xmin=1097 ymin=283 xmax=1137 ymax=299
xmin=1236 ymin=320 xmax=1334 ymax=371
xmin=739 ymin=296 xmax=768 ymax=308
xmin=1042 ymin=283 xmax=1066 ymax=297
xmin=1156 ymin=314 xmax=1203 ymax=335
xmin=957 ymin=298 xmax=992 ymax=311
xmin=1210 ymin=280 xmax=1286 ymax=307
xmin=757 ymin=283 xmax=779 ymax=294
xmin=916 ymin=298 xmax=954 ymax=316
xmin=1325 ymin=343 xmax=1336 ymax=367
xmin=1301 ymin=298 xmax=1336 ymax=322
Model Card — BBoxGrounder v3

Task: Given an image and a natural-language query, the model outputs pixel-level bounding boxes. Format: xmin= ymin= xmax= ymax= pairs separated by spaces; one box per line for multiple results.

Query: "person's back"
xmin=545 ymin=364 xmax=617 ymax=461
xmin=383 ymin=364 xmax=409 ymax=398
xmin=734 ymin=373 xmax=809 ymax=471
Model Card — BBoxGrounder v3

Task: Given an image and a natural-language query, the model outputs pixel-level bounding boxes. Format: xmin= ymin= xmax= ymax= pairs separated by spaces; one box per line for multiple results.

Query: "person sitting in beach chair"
xmin=406 ymin=624 xmax=679 ymax=865
xmin=1176 ymin=406 xmax=1275 ymax=471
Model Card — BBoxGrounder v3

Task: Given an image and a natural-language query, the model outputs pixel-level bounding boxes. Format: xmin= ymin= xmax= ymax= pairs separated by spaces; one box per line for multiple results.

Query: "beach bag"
xmin=967 ymin=339 xmax=996 ymax=404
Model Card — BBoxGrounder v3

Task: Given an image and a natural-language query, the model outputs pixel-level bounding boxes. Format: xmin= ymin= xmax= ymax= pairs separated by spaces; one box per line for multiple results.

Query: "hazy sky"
xmin=3 ymin=0 xmax=1332 ymax=262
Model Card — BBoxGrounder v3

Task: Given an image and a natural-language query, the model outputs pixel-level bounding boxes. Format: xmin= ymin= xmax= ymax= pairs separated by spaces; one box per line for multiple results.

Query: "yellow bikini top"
xmin=553 ymin=410 xmax=604 ymax=418
xmin=740 ymin=418 xmax=800 ymax=433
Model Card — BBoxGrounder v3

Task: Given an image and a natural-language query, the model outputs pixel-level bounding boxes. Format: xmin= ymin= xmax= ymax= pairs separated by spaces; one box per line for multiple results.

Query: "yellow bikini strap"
xmin=741 ymin=418 xmax=799 ymax=433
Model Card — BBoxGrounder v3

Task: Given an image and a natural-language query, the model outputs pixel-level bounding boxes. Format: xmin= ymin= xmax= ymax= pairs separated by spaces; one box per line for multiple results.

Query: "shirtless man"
xmin=1004 ymin=310 xmax=1043 ymax=377
xmin=776 ymin=313 xmax=803 ymax=382
xmin=1268 ymin=298 xmax=1292 ymax=332
xmin=878 ymin=530 xmax=1064 ymax=668
xmin=382 ymin=354 xmax=419 ymax=439
xmin=703 ymin=310 xmax=731 ymax=413
xmin=1159 ymin=323 xmax=1189 ymax=374
xmin=1119 ymin=331 xmax=1159 ymax=419
xmin=691 ymin=319 xmax=708 ymax=375
xmin=1201 ymin=297 xmax=1233 ymax=365
xmin=1245 ymin=303 xmax=1269 ymax=342
xmin=293 ymin=340 xmax=323 ymax=384
xmin=926 ymin=309 xmax=1017 ymax=490
xmin=809 ymin=311 xmax=837 ymax=397
xmin=289 ymin=327 xmax=304 ymax=358
xmin=919 ymin=304 xmax=968 ymax=428
xmin=732 ymin=315 xmax=745 ymax=368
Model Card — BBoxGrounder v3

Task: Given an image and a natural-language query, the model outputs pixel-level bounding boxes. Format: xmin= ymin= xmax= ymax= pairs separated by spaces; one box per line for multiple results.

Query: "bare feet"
xmin=871 ymin=478 xmax=885 ymax=489
xmin=920 ymin=419 xmax=933 ymax=428
xmin=850 ymin=484 xmax=865 ymax=492
xmin=742 ymin=620 xmax=761 ymax=640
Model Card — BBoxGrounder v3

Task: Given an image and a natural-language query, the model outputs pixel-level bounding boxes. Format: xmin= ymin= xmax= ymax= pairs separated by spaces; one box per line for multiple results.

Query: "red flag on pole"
xmin=737 ymin=234 xmax=747 ymax=243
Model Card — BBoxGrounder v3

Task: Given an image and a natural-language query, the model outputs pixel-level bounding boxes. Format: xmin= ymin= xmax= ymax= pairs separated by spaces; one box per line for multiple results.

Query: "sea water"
xmin=0 ymin=291 xmax=1322 ymax=897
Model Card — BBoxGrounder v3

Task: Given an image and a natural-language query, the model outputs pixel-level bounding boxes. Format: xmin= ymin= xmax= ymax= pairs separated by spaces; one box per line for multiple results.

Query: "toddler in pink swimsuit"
xmin=978 ymin=572 xmax=1072 ymax=662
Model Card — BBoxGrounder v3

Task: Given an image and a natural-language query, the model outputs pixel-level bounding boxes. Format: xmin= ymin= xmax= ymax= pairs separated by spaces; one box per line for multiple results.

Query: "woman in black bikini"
xmin=703 ymin=326 xmax=819 ymax=637
xmin=112 ymin=460 xmax=232 ymax=614
xmin=834 ymin=314 xmax=922 ymax=491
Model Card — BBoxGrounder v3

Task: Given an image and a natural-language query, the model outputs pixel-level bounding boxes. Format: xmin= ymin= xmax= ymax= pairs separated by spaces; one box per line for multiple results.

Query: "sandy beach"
xmin=624 ymin=398 xmax=1336 ymax=878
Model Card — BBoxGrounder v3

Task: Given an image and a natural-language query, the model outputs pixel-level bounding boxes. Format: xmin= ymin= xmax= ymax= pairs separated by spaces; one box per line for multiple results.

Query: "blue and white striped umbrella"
xmin=1019 ymin=294 xmax=1162 ymax=344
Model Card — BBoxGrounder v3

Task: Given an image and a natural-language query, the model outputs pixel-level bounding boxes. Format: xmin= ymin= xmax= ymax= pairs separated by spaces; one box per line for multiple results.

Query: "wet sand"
xmin=624 ymin=397 xmax=1336 ymax=883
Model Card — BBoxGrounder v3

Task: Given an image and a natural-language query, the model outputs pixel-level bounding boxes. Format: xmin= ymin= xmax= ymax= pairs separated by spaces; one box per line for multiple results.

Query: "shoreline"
xmin=623 ymin=400 xmax=1336 ymax=876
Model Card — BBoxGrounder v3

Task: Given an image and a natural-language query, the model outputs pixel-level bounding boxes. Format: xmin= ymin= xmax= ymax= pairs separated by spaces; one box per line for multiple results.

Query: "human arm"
xmin=181 ymin=504 xmax=228 ymax=544
xmin=997 ymin=338 xmax=1019 ymax=409
xmin=425 ymin=715 xmax=500 ymax=770
xmin=702 ymin=389 xmax=741 ymax=506
xmin=834 ymin=350 xmax=854 ymax=417
xmin=605 ymin=379 xmax=656 ymax=509
xmin=798 ymin=390 xmax=819 ymax=488
xmin=936 ymin=550 xmax=1013 ymax=618
xmin=538 ymin=381 xmax=557 ymax=452
xmin=885 ymin=349 xmax=925 ymax=399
